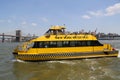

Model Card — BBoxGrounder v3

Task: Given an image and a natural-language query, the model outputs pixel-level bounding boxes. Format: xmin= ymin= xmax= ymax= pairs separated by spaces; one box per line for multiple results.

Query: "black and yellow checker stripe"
xmin=13 ymin=50 xmax=118 ymax=61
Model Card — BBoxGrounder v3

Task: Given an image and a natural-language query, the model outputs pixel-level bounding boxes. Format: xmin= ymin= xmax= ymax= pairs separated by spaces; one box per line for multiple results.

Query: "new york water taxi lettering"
xmin=55 ymin=35 xmax=88 ymax=39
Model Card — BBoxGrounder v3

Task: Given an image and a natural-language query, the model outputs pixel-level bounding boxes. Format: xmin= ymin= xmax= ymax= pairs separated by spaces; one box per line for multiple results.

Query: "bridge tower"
xmin=2 ymin=33 xmax=5 ymax=43
xmin=16 ymin=30 xmax=22 ymax=42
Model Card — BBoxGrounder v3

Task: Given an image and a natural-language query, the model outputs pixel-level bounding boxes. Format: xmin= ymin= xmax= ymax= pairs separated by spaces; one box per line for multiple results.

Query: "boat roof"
xmin=50 ymin=25 xmax=66 ymax=30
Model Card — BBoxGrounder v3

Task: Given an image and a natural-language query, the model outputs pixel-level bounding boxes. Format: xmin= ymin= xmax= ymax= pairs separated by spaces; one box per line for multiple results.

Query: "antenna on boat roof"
xmin=95 ymin=28 xmax=97 ymax=33
xmin=94 ymin=28 xmax=97 ymax=35
xmin=91 ymin=28 xmax=97 ymax=35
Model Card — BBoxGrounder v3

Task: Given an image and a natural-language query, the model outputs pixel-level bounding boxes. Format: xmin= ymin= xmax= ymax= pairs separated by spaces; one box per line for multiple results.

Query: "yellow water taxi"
xmin=13 ymin=25 xmax=119 ymax=61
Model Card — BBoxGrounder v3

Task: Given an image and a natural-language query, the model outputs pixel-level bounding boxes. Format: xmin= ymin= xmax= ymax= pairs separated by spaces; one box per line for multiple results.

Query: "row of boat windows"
xmin=32 ymin=40 xmax=103 ymax=48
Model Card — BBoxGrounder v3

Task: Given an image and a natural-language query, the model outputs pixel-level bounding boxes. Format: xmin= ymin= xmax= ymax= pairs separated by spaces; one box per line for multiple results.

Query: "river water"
xmin=0 ymin=40 xmax=120 ymax=80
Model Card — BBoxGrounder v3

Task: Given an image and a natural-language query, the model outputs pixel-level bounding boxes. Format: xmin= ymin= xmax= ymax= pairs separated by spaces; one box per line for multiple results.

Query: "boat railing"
xmin=14 ymin=41 xmax=34 ymax=52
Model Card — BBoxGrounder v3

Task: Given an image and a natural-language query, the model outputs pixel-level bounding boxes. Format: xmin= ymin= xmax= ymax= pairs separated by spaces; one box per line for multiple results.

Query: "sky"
xmin=0 ymin=0 xmax=120 ymax=36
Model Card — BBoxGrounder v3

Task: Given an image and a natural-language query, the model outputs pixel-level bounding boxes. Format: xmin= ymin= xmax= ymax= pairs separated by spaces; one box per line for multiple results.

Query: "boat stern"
xmin=103 ymin=44 xmax=119 ymax=57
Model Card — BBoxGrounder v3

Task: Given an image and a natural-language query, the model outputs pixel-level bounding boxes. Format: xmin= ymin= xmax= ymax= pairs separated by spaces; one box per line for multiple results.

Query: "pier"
xmin=0 ymin=30 xmax=37 ymax=42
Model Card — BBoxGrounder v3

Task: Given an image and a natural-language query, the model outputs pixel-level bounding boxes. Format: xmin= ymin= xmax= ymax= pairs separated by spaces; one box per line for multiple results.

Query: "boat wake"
xmin=48 ymin=60 xmax=75 ymax=65
xmin=11 ymin=59 xmax=26 ymax=63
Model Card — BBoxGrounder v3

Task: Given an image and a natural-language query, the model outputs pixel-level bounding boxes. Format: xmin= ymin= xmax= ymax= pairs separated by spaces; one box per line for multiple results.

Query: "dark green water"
xmin=0 ymin=41 xmax=120 ymax=80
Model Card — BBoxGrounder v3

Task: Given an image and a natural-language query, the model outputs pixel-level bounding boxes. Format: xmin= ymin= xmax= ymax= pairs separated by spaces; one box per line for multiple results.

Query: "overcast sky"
xmin=0 ymin=0 xmax=120 ymax=35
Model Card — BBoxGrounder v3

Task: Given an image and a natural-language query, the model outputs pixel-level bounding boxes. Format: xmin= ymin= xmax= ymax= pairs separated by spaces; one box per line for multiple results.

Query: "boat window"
xmin=57 ymin=41 xmax=62 ymax=47
xmin=49 ymin=41 xmax=57 ymax=47
xmin=63 ymin=41 xmax=69 ymax=47
xmin=81 ymin=41 xmax=87 ymax=46
xmin=43 ymin=41 xmax=49 ymax=48
xmin=32 ymin=42 xmax=43 ymax=48
xmin=86 ymin=41 xmax=91 ymax=46
xmin=32 ymin=42 xmax=39 ymax=48
xmin=91 ymin=41 xmax=103 ymax=46
xmin=38 ymin=42 xmax=43 ymax=48
xmin=53 ymin=30 xmax=57 ymax=35
xmin=70 ymin=41 xmax=76 ymax=47
xmin=27 ymin=42 xmax=34 ymax=49
xmin=76 ymin=41 xmax=81 ymax=46
xmin=32 ymin=40 xmax=103 ymax=48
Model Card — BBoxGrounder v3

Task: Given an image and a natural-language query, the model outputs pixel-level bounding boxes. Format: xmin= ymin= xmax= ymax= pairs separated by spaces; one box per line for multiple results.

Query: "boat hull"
xmin=13 ymin=50 xmax=118 ymax=61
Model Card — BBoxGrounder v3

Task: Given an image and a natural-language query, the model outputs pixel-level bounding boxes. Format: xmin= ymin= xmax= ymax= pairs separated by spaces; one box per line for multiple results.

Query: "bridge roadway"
xmin=0 ymin=33 xmax=36 ymax=42
xmin=0 ymin=33 xmax=37 ymax=37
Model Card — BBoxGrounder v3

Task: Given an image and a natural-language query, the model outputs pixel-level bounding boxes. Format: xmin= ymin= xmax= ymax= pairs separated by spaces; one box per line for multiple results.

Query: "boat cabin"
xmin=45 ymin=25 xmax=66 ymax=35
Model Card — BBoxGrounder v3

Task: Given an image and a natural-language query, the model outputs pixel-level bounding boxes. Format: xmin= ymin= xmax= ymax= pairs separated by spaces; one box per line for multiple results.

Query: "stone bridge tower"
xmin=16 ymin=30 xmax=22 ymax=42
